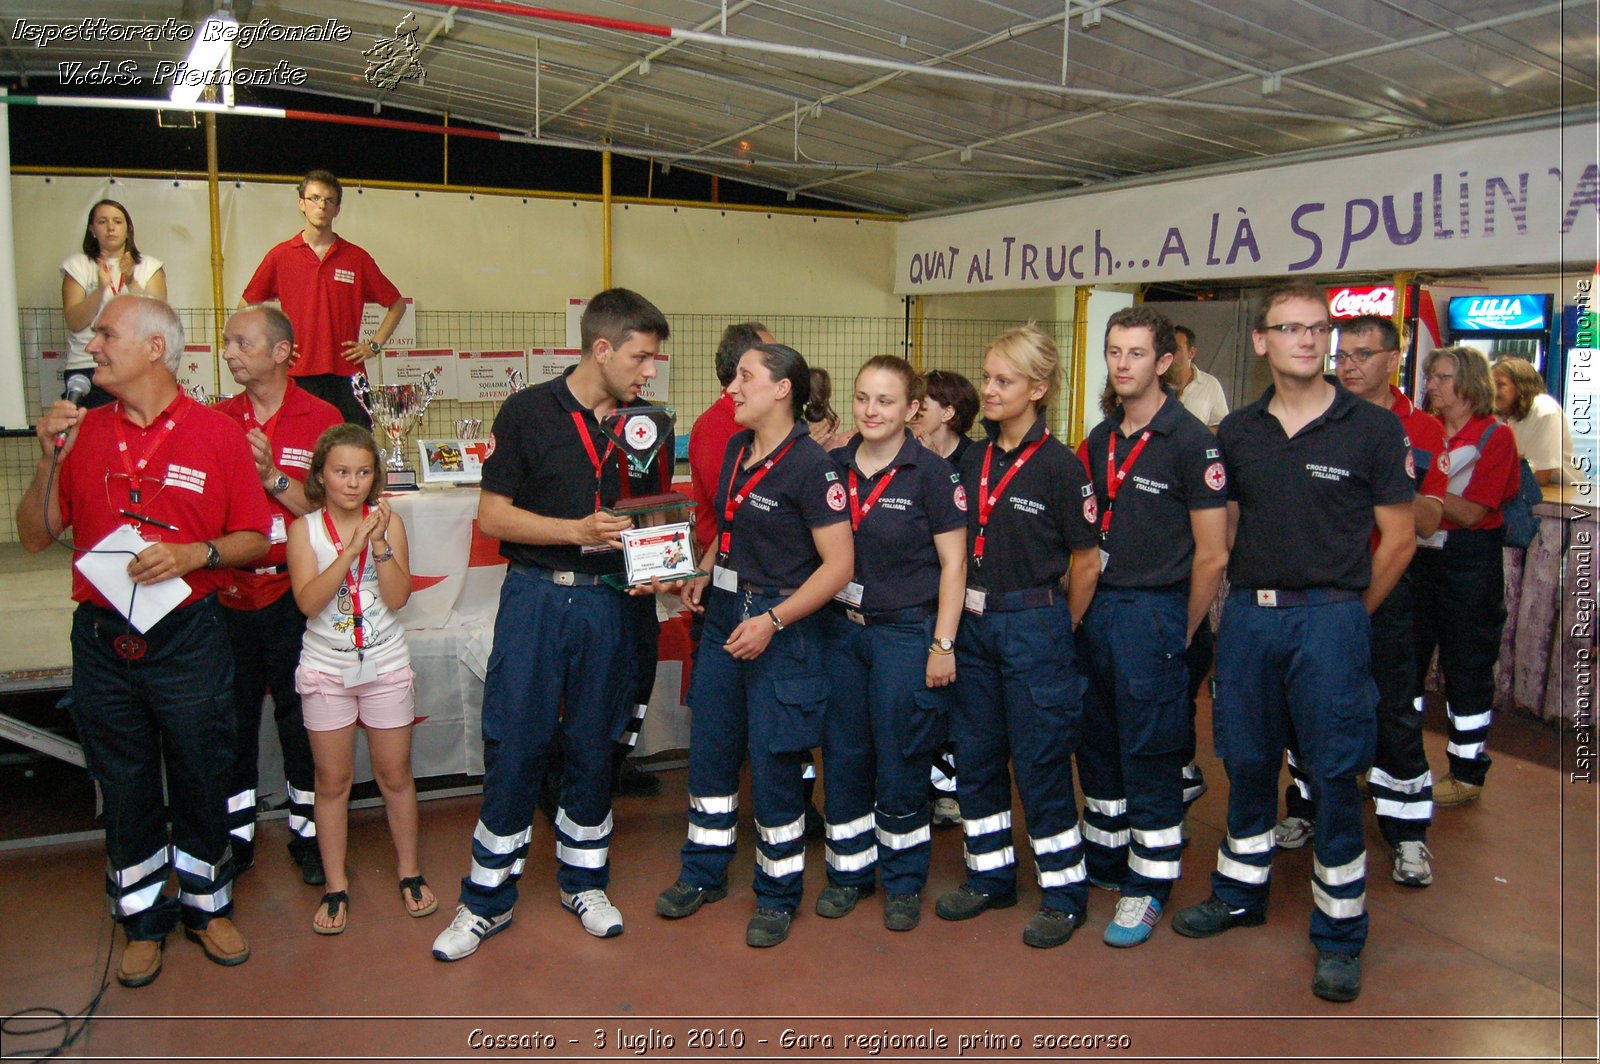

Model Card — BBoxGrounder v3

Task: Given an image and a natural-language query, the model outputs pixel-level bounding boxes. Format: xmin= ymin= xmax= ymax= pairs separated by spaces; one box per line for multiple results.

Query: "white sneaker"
xmin=1391 ymin=841 xmax=1434 ymax=887
xmin=1272 ymin=816 xmax=1314 ymax=850
xmin=431 ymin=904 xmax=513 ymax=961
xmin=562 ymin=889 xmax=624 ymax=937
xmin=931 ymin=797 xmax=962 ymax=828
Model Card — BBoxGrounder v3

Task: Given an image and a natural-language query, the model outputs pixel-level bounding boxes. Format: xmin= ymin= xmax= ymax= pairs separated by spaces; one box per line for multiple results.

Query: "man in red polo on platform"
xmin=240 ymin=169 xmax=407 ymax=427
xmin=688 ymin=322 xmax=774 ymax=556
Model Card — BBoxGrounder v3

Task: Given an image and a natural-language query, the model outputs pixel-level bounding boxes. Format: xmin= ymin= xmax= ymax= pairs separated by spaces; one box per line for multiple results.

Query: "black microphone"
xmin=54 ymin=375 xmax=93 ymax=451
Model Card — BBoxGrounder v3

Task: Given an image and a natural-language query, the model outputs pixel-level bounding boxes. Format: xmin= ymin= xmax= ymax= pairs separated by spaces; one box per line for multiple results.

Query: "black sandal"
xmin=313 ymin=890 xmax=348 ymax=935
xmin=400 ymin=875 xmax=438 ymax=918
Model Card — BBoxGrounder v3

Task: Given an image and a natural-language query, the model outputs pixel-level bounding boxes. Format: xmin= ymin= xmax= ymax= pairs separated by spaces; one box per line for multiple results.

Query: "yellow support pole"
xmin=1070 ymin=286 xmax=1091 ymax=440
xmin=601 ymin=149 xmax=613 ymax=289
xmin=205 ymin=113 xmax=224 ymax=348
xmin=1392 ymin=270 xmax=1414 ymax=386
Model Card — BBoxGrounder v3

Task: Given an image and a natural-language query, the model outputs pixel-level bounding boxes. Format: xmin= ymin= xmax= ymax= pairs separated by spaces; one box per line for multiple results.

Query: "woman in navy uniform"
xmin=815 ymin=356 xmax=967 ymax=932
xmin=935 ymin=325 xmax=1102 ymax=949
xmin=655 ymin=343 xmax=853 ymax=947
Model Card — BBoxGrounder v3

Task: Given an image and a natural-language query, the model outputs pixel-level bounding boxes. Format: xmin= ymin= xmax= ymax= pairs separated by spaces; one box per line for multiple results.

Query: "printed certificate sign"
xmin=37 ymin=349 xmax=66 ymax=413
xmin=178 ymin=344 xmax=217 ymax=401
xmin=566 ymin=297 xmax=587 ymax=348
xmin=360 ymin=297 xmax=416 ymax=349
xmin=458 ymin=350 xmax=527 ymax=402
xmin=382 ymin=348 xmax=458 ymax=398
xmin=527 ymin=347 xmax=671 ymax=403
xmin=418 ymin=438 xmax=493 ymax=485
xmin=619 ymin=522 xmax=698 ymax=585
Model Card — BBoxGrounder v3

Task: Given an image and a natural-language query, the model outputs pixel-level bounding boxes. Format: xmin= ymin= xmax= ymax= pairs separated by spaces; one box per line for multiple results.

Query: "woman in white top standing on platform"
xmin=287 ymin=424 xmax=434 ymax=935
xmin=61 ymin=199 xmax=166 ymax=408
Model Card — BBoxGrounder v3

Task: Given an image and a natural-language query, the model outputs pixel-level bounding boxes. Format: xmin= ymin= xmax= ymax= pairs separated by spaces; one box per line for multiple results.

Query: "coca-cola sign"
xmin=1327 ymin=285 xmax=1396 ymax=319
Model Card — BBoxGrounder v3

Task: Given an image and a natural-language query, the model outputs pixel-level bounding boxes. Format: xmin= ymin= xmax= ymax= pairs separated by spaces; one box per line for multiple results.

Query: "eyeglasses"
xmin=1263 ymin=322 xmax=1334 ymax=338
xmin=1332 ymin=347 xmax=1395 ymax=365
xmin=301 ymin=194 xmax=338 ymax=207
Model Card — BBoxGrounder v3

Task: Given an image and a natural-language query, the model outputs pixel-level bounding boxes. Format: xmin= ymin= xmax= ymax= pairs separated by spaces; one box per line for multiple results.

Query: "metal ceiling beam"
xmin=786 ymin=0 xmax=1576 ymax=200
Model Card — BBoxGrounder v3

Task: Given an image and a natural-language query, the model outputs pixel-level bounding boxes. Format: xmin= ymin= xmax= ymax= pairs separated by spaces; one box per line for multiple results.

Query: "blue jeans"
xmin=69 ymin=597 xmax=238 ymax=938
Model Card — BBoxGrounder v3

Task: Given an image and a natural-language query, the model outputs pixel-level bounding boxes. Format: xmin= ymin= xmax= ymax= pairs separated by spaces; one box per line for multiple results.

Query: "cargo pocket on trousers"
xmin=1023 ymin=679 xmax=1084 ymax=761
xmin=903 ymin=686 xmax=952 ymax=758
xmin=769 ymin=676 xmax=828 ymax=754
xmin=1125 ymin=657 xmax=1189 ymax=756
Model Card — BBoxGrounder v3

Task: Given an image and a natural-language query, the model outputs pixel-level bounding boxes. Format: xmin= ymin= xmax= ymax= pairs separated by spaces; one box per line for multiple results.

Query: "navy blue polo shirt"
xmin=831 ymin=431 xmax=966 ymax=612
xmin=1220 ymin=379 xmax=1414 ymax=592
xmin=1082 ymin=394 xmax=1228 ymax=589
xmin=715 ymin=421 xmax=850 ymax=589
xmin=957 ymin=413 xmax=1099 ymax=594
xmin=481 ymin=372 xmax=670 ymax=575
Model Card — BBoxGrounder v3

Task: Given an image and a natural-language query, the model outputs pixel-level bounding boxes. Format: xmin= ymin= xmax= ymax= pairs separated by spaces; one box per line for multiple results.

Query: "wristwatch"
xmin=930 ymin=637 xmax=955 ymax=654
xmin=203 ymin=541 xmax=222 ymax=569
xmin=368 ymin=341 xmax=385 ymax=356
xmin=267 ymin=471 xmax=291 ymax=495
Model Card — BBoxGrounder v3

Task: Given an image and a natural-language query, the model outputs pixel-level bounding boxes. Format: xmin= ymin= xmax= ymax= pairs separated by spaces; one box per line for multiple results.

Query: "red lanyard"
xmin=322 ymin=507 xmax=370 ymax=653
xmin=719 ymin=439 xmax=798 ymax=556
xmin=1101 ymin=429 xmax=1152 ymax=535
xmin=112 ymin=397 xmax=188 ymax=504
xmin=570 ymin=410 xmax=620 ymax=511
xmin=974 ymin=430 xmax=1049 ymax=564
xmin=847 ymin=466 xmax=900 ymax=533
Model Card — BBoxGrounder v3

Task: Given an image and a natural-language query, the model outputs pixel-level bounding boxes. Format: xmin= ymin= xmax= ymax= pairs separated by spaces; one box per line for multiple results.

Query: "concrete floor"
xmin=0 ymin=702 xmax=1594 ymax=1063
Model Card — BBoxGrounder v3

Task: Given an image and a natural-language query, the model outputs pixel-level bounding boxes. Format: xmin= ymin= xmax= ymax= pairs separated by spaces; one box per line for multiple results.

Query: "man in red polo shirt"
xmin=689 ymin=322 xmax=774 ymax=556
xmin=19 ymin=295 xmax=271 ymax=989
xmin=216 ymin=304 xmax=344 ymax=885
xmin=240 ymin=169 xmax=406 ymax=427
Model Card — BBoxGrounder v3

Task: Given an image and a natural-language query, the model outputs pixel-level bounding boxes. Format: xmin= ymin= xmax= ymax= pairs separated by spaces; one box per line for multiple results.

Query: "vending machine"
xmin=1445 ymin=293 xmax=1556 ymax=372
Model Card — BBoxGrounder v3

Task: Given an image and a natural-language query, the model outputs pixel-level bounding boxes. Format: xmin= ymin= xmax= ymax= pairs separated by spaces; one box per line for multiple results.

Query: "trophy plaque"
xmin=596 ymin=405 xmax=701 ymax=589
xmin=351 ymin=370 xmax=439 ymax=490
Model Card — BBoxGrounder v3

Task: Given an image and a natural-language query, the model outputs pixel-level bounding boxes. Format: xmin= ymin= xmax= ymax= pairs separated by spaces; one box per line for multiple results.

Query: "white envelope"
xmin=74 ymin=525 xmax=192 ymax=633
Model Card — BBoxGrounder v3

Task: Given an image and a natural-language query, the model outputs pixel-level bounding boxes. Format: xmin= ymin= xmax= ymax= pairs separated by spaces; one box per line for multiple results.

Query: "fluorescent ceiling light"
xmin=169 ymin=13 xmax=237 ymax=107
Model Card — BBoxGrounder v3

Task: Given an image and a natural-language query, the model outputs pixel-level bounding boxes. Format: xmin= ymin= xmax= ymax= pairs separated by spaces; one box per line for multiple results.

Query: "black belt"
xmin=1235 ymin=587 xmax=1362 ymax=608
xmin=236 ymin=563 xmax=288 ymax=575
xmin=733 ymin=582 xmax=800 ymax=597
xmin=976 ymin=586 xmax=1058 ymax=612
xmin=837 ymin=603 xmax=935 ymax=627
xmin=509 ymin=562 xmax=608 ymax=587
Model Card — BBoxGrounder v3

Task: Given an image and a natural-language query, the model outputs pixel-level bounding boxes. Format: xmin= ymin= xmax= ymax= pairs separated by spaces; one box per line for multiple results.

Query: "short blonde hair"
xmin=986 ymin=324 xmax=1061 ymax=413
xmin=1425 ymin=345 xmax=1495 ymax=419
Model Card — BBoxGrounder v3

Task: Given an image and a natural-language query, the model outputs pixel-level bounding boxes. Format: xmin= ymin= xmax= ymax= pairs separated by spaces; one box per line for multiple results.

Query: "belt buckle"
xmin=553 ymin=570 xmax=577 ymax=587
xmin=1255 ymin=589 xmax=1278 ymax=607
xmin=845 ymin=608 xmax=866 ymax=626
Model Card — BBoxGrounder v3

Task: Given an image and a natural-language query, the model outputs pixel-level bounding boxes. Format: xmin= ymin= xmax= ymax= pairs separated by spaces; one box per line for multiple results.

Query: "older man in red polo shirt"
xmin=240 ymin=169 xmax=406 ymax=427
xmin=19 ymin=295 xmax=271 ymax=989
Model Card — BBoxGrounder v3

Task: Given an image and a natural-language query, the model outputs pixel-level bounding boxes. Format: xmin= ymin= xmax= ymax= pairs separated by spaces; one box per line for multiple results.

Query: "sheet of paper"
xmin=74 ymin=525 xmax=192 ymax=633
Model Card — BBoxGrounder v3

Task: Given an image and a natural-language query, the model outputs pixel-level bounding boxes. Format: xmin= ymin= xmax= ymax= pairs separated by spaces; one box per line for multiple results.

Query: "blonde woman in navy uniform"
xmin=936 ymin=325 xmax=1101 ymax=948
xmin=656 ymin=343 xmax=853 ymax=947
xmin=814 ymin=356 xmax=967 ymax=931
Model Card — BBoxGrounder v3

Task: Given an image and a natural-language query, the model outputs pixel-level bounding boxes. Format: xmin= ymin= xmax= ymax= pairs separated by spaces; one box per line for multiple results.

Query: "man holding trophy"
xmin=432 ymin=288 xmax=676 ymax=961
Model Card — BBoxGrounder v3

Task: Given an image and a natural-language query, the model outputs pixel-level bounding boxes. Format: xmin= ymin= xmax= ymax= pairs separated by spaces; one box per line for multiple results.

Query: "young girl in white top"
xmin=287 ymin=424 xmax=434 ymax=933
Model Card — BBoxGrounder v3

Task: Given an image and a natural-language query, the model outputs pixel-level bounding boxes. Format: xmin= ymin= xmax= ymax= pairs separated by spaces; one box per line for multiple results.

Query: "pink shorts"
xmin=296 ymin=664 xmax=417 ymax=731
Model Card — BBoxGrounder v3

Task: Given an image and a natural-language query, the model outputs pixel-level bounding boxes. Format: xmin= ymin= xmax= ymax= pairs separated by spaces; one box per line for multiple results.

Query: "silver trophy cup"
xmin=455 ymin=418 xmax=483 ymax=440
xmin=351 ymin=370 xmax=439 ymax=490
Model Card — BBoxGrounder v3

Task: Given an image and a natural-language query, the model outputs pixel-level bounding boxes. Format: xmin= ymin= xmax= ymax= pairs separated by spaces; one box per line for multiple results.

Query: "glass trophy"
xmin=597 ymin=405 xmax=702 ymax=589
